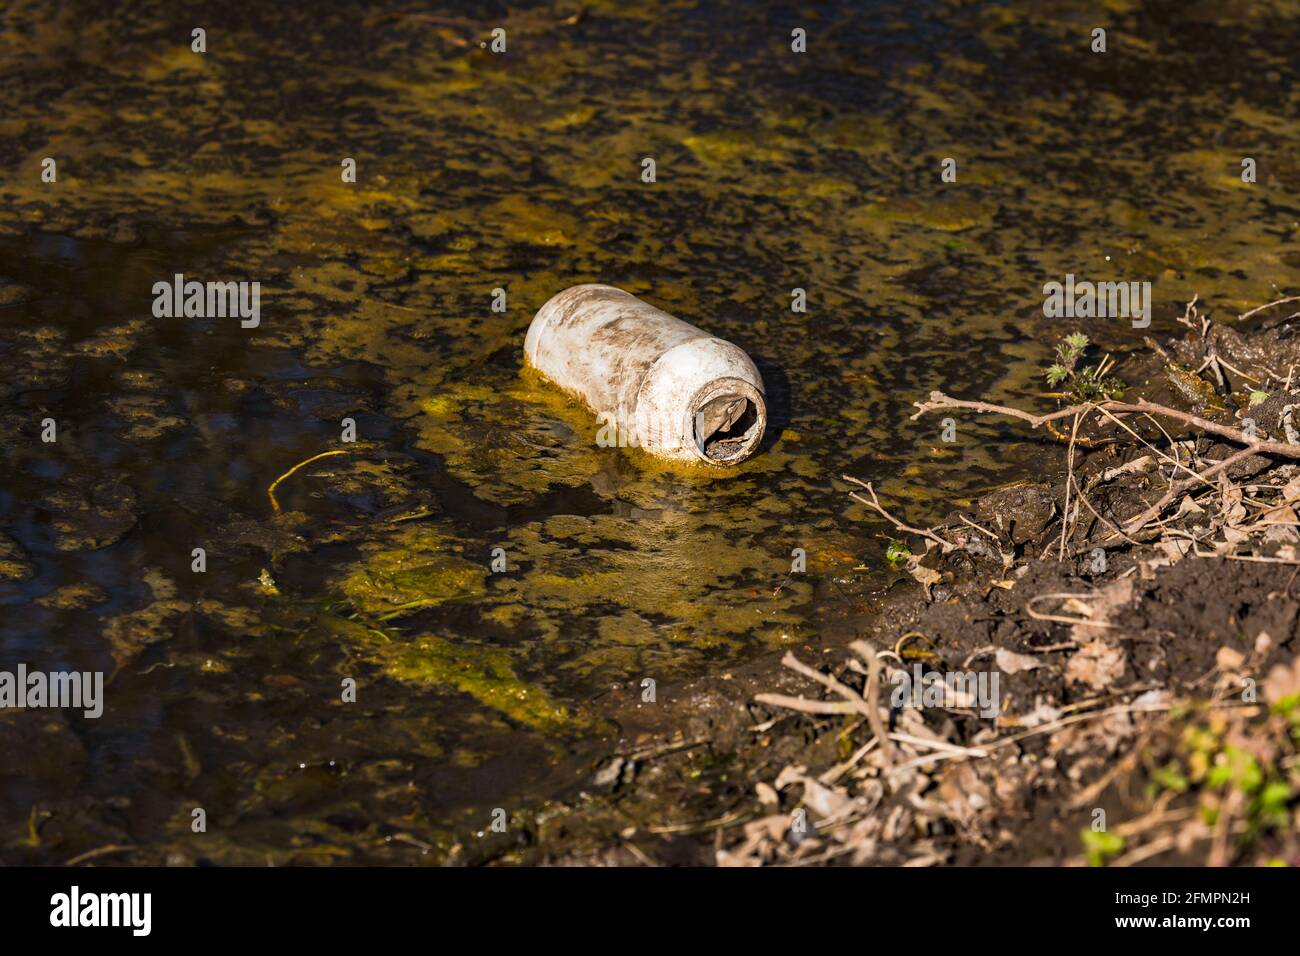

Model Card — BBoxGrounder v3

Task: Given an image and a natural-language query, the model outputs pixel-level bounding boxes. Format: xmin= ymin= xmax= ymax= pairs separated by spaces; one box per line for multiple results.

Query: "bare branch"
xmin=841 ymin=475 xmax=957 ymax=552
xmin=1238 ymin=295 xmax=1300 ymax=322
xmin=912 ymin=391 xmax=1300 ymax=460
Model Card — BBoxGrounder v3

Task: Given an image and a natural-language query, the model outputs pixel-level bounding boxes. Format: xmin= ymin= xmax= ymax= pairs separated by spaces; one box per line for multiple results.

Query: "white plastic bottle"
xmin=525 ymin=285 xmax=767 ymax=465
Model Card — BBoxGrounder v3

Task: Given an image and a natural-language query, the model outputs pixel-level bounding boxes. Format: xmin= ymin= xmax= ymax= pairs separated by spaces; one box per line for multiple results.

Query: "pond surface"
xmin=1 ymin=0 xmax=1297 ymax=862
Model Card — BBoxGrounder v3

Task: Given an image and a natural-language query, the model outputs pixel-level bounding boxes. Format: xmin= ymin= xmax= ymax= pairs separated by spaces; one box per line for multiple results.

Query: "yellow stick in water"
xmin=267 ymin=450 xmax=348 ymax=514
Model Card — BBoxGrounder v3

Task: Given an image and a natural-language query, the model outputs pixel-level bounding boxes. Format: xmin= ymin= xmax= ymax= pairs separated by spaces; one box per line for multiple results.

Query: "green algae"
xmin=377 ymin=633 xmax=577 ymax=733
xmin=852 ymin=195 xmax=991 ymax=233
xmin=337 ymin=525 xmax=487 ymax=620
xmin=320 ymin=616 xmax=581 ymax=734
xmin=681 ymin=130 xmax=793 ymax=167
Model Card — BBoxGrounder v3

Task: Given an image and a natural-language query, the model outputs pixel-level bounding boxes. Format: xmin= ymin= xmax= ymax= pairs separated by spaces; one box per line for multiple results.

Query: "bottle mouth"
xmin=689 ymin=378 xmax=766 ymax=464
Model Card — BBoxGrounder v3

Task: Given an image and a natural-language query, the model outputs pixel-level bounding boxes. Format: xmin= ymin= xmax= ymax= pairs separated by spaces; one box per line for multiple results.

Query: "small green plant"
xmin=1149 ymin=762 xmax=1189 ymax=795
xmin=1255 ymin=781 xmax=1292 ymax=830
xmin=1182 ymin=722 xmax=1296 ymax=843
xmin=1081 ymin=828 xmax=1126 ymax=867
xmin=1249 ymin=389 xmax=1270 ymax=407
xmin=1272 ymin=690 xmax=1300 ymax=739
xmin=1045 ymin=333 xmax=1124 ymax=402
xmin=884 ymin=539 xmax=911 ymax=569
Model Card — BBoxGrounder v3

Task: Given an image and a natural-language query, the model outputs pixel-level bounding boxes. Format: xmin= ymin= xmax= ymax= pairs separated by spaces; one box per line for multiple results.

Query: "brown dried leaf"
xmin=1070 ymin=578 xmax=1134 ymax=642
xmin=908 ymin=562 xmax=942 ymax=598
xmin=1066 ymin=639 xmax=1126 ymax=690
xmin=801 ymin=777 xmax=853 ymax=821
xmin=1263 ymin=655 xmax=1300 ymax=707
xmin=995 ymin=647 xmax=1042 ymax=674
xmin=1156 ymin=538 xmax=1191 ymax=564
xmin=1219 ymin=473 xmax=1247 ymax=526
xmin=1215 ymin=646 xmax=1246 ymax=673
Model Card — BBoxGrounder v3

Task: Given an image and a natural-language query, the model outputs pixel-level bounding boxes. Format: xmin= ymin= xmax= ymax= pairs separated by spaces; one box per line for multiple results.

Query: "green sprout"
xmin=884 ymin=539 xmax=912 ymax=569
xmin=1081 ymin=828 xmax=1126 ymax=867
xmin=1182 ymin=724 xmax=1296 ymax=843
xmin=1045 ymin=332 xmax=1124 ymax=403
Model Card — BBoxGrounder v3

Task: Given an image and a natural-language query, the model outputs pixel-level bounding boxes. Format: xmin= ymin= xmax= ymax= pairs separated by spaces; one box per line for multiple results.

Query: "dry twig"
xmin=911 ymin=391 xmax=1300 ymax=460
xmin=841 ymin=475 xmax=956 ymax=552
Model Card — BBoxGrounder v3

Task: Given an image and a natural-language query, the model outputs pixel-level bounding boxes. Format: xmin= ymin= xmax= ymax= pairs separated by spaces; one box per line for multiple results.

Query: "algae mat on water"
xmin=320 ymin=617 xmax=584 ymax=735
xmin=335 ymin=525 xmax=488 ymax=621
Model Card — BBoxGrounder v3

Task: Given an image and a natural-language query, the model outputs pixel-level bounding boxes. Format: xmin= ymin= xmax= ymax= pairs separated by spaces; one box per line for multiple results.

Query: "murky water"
xmin=2 ymin=0 xmax=1298 ymax=862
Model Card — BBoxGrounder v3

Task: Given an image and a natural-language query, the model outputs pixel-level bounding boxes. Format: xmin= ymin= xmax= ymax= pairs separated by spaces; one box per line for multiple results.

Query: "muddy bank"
xmin=517 ymin=309 xmax=1300 ymax=867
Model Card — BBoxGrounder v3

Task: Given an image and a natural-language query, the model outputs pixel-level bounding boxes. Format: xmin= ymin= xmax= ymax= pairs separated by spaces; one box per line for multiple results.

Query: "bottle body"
xmin=524 ymin=285 xmax=766 ymax=465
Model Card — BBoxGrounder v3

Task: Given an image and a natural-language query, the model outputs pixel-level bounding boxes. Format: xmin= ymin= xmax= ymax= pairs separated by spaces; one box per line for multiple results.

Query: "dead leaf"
xmin=1014 ymin=701 xmax=1061 ymax=728
xmin=1156 ymin=538 xmax=1191 ymax=564
xmin=1220 ymin=473 xmax=1247 ymax=526
xmin=1066 ymin=639 xmax=1126 ymax=690
xmin=1130 ymin=688 xmax=1169 ymax=711
xmin=773 ymin=764 xmax=807 ymax=791
xmin=1062 ymin=596 xmax=1095 ymax=617
xmin=801 ymin=777 xmax=853 ymax=821
xmin=1263 ymin=655 xmax=1300 ymax=707
xmin=995 ymin=647 xmax=1042 ymax=674
xmin=1215 ymin=646 xmax=1246 ymax=673
xmin=1099 ymin=456 xmax=1154 ymax=483
xmin=1259 ymin=505 xmax=1299 ymax=526
xmin=1070 ymin=578 xmax=1134 ymax=641
xmin=908 ymin=562 xmax=942 ymax=599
